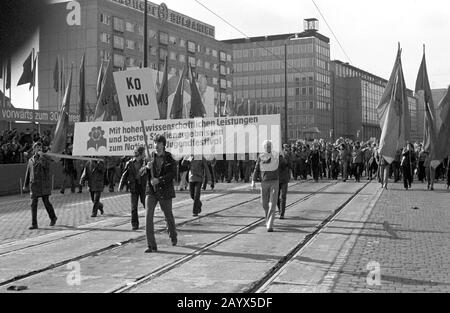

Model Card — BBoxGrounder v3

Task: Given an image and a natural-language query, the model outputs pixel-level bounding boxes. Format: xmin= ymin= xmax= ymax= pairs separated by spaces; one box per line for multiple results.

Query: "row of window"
xmin=233 ymin=57 xmax=321 ymax=73
xmin=233 ymin=42 xmax=316 ymax=59
xmin=233 ymin=73 xmax=317 ymax=86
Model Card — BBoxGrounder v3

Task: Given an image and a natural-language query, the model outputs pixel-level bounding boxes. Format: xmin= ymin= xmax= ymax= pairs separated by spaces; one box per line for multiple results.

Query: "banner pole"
xmin=140 ymin=120 xmax=155 ymax=181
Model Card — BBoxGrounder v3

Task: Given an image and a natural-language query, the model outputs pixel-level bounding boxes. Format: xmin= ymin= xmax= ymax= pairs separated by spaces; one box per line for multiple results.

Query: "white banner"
xmin=113 ymin=68 xmax=159 ymax=122
xmin=73 ymin=115 xmax=281 ymax=159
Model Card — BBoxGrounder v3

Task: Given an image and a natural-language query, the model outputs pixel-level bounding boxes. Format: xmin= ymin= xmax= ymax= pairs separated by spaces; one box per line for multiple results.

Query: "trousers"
xmin=145 ymin=196 xmax=177 ymax=249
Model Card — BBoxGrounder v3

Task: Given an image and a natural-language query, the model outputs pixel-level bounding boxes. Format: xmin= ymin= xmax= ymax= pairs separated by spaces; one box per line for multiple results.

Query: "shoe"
xmin=132 ymin=226 xmax=139 ymax=230
xmin=91 ymin=213 xmax=97 ymax=218
xmin=50 ymin=217 xmax=57 ymax=227
xmin=171 ymin=237 xmax=177 ymax=246
xmin=267 ymin=228 xmax=274 ymax=232
xmin=193 ymin=213 xmax=198 ymax=217
xmin=211 ymin=185 xmax=215 ymax=191
xmin=430 ymin=187 xmax=434 ymax=191
xmin=99 ymin=204 xmax=104 ymax=215
xmin=29 ymin=225 xmax=38 ymax=230
xmin=60 ymin=190 xmax=64 ymax=194
xmin=78 ymin=190 xmax=82 ymax=194
xmin=279 ymin=215 xmax=285 ymax=220
xmin=145 ymin=247 xmax=157 ymax=253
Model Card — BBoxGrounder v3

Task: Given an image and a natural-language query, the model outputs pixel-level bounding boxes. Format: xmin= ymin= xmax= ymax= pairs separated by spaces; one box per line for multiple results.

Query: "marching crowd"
xmin=11 ymin=132 xmax=450 ymax=253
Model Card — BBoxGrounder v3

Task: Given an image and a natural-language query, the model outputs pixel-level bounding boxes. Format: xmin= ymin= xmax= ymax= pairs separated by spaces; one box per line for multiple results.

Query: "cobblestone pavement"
xmin=331 ymin=181 xmax=450 ymax=293
xmin=0 ymin=183 xmax=239 ymax=245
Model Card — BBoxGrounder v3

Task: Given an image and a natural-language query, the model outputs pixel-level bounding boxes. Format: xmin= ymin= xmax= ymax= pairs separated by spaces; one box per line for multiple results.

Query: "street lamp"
xmin=284 ymin=34 xmax=300 ymax=144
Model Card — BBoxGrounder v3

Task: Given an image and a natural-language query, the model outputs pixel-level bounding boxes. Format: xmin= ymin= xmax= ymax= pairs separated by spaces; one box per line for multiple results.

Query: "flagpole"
xmin=32 ymin=48 xmax=36 ymax=132
xmin=2 ymin=61 xmax=5 ymax=108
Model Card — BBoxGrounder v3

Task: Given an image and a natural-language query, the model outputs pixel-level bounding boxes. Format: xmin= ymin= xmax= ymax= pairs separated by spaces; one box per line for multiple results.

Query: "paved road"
xmin=0 ymin=180 xmax=448 ymax=293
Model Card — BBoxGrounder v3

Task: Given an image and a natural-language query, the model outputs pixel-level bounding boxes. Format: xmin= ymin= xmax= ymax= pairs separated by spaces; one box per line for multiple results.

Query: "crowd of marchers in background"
xmin=0 ymin=128 xmax=52 ymax=164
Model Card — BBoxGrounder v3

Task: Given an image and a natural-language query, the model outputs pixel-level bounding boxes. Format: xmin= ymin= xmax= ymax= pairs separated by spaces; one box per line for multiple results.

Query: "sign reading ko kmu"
xmin=72 ymin=115 xmax=281 ymax=160
xmin=113 ymin=68 xmax=159 ymax=122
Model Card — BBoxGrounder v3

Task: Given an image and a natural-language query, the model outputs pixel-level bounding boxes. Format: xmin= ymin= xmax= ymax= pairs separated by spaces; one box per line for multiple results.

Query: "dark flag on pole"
xmin=94 ymin=59 xmax=115 ymax=121
xmin=17 ymin=51 xmax=33 ymax=87
xmin=187 ymin=63 xmax=206 ymax=118
xmin=435 ymin=86 xmax=450 ymax=160
xmin=96 ymin=60 xmax=105 ymax=100
xmin=377 ymin=44 xmax=410 ymax=164
xmin=30 ymin=52 xmax=37 ymax=90
xmin=51 ymin=63 xmax=73 ymax=154
xmin=157 ymin=55 xmax=169 ymax=119
xmin=170 ymin=66 xmax=186 ymax=119
xmin=53 ymin=56 xmax=59 ymax=92
xmin=415 ymin=46 xmax=439 ymax=167
xmin=5 ymin=56 xmax=11 ymax=90
xmin=79 ymin=53 xmax=86 ymax=122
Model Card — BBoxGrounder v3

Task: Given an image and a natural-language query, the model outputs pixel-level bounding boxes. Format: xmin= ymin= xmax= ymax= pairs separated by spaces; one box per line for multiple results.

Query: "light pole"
xmin=143 ymin=0 xmax=148 ymax=68
xmin=364 ymin=82 xmax=368 ymax=141
xmin=284 ymin=34 xmax=299 ymax=144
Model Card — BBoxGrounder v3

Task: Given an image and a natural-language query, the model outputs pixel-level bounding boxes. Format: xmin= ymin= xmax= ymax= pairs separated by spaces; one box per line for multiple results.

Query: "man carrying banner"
xmin=119 ymin=146 xmax=147 ymax=230
xmin=23 ymin=142 xmax=58 ymax=230
xmin=144 ymin=135 xmax=177 ymax=253
xmin=80 ymin=158 xmax=106 ymax=217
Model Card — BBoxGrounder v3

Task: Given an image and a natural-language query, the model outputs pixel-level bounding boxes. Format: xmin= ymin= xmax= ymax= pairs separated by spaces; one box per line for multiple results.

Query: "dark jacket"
xmin=252 ymin=153 xmax=280 ymax=182
xmin=24 ymin=153 xmax=53 ymax=198
xmin=279 ymin=153 xmax=291 ymax=184
xmin=119 ymin=158 xmax=147 ymax=193
xmin=80 ymin=160 xmax=106 ymax=192
xmin=145 ymin=151 xmax=176 ymax=200
xmin=181 ymin=156 xmax=211 ymax=183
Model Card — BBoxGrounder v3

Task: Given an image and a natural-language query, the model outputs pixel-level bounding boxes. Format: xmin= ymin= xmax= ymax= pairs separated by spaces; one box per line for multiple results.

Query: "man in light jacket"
xmin=251 ymin=140 xmax=280 ymax=232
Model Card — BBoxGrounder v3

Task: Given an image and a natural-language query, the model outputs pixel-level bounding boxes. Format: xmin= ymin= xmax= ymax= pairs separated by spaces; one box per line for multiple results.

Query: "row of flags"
xmin=0 ymin=55 xmax=12 ymax=91
xmin=377 ymin=43 xmax=450 ymax=167
xmin=0 ymin=50 xmax=37 ymax=92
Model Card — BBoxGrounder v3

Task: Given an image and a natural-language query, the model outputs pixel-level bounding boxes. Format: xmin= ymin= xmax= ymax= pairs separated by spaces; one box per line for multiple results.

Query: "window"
xmin=114 ymin=54 xmax=124 ymax=68
xmin=100 ymin=13 xmax=111 ymax=25
xmin=187 ymin=41 xmax=196 ymax=53
xmin=227 ymin=54 xmax=232 ymax=62
xmin=212 ymin=49 xmax=218 ymax=57
xmin=296 ymin=88 xmax=300 ymax=96
xmin=212 ymin=63 xmax=218 ymax=71
xmin=125 ymin=22 xmax=135 ymax=32
xmin=137 ymin=25 xmax=144 ymax=36
xmin=100 ymin=33 xmax=111 ymax=44
xmin=220 ymin=79 xmax=227 ymax=89
xmin=113 ymin=35 xmax=124 ymax=50
xmin=309 ymin=101 xmax=314 ymax=110
xmin=126 ymin=39 xmax=135 ymax=50
xmin=302 ymin=87 xmax=306 ymax=95
xmin=188 ymin=56 xmax=196 ymax=67
xmin=212 ymin=77 xmax=218 ymax=85
xmin=169 ymin=51 xmax=177 ymax=61
xmin=137 ymin=42 xmax=143 ymax=52
xmin=169 ymin=36 xmax=177 ymax=45
xmin=204 ymin=61 xmax=210 ymax=69
xmin=197 ymin=44 xmax=202 ymax=53
xmin=113 ymin=17 xmax=124 ymax=32
xmin=100 ymin=49 xmax=111 ymax=60
xmin=159 ymin=31 xmax=168 ymax=45
xmin=159 ymin=48 xmax=168 ymax=60
xmin=150 ymin=46 xmax=157 ymax=56
xmin=126 ymin=57 xmax=135 ymax=67
xmin=149 ymin=29 xmax=157 ymax=40
xmin=205 ymin=47 xmax=210 ymax=55
xmin=197 ymin=59 xmax=203 ymax=67
xmin=220 ymin=51 xmax=227 ymax=62
xmin=179 ymin=54 xmax=185 ymax=63
xmin=309 ymin=87 xmax=313 ymax=95
xmin=220 ymin=65 xmax=226 ymax=75
xmin=179 ymin=39 xmax=185 ymax=47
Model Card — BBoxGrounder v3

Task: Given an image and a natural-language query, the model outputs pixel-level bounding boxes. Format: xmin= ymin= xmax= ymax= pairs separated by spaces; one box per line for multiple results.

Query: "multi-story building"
xmin=38 ymin=0 xmax=233 ymax=119
xmin=223 ymin=19 xmax=332 ymax=142
xmin=330 ymin=60 xmax=420 ymax=142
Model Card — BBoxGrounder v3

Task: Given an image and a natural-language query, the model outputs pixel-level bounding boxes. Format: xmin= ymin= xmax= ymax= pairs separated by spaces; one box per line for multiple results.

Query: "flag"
xmin=377 ymin=45 xmax=410 ymax=164
xmin=60 ymin=57 xmax=65 ymax=95
xmin=94 ymin=59 xmax=115 ymax=121
xmin=79 ymin=53 xmax=86 ymax=122
xmin=435 ymin=86 xmax=450 ymax=160
xmin=415 ymin=46 xmax=439 ymax=167
xmin=0 ymin=55 xmax=3 ymax=79
xmin=170 ymin=66 xmax=186 ymax=119
xmin=187 ymin=64 xmax=206 ymax=118
xmin=53 ymin=56 xmax=59 ymax=92
xmin=30 ymin=53 xmax=37 ymax=90
xmin=5 ymin=56 xmax=11 ymax=90
xmin=51 ymin=63 xmax=73 ymax=154
xmin=222 ymin=98 xmax=228 ymax=116
xmin=157 ymin=55 xmax=169 ymax=119
xmin=17 ymin=51 xmax=33 ymax=87
xmin=96 ymin=60 xmax=105 ymax=99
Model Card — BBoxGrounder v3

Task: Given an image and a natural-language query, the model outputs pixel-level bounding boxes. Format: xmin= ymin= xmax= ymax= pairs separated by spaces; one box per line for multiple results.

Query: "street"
xmin=0 ymin=179 xmax=448 ymax=293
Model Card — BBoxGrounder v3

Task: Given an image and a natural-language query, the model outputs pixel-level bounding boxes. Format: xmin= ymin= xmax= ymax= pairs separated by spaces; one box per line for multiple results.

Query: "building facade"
xmin=223 ymin=19 xmax=332 ymax=142
xmin=331 ymin=60 xmax=420 ymax=142
xmin=38 ymin=0 xmax=233 ymax=119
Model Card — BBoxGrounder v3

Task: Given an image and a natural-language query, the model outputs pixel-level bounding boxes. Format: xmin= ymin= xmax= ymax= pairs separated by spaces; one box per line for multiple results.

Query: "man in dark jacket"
xmin=60 ymin=144 xmax=77 ymax=194
xmin=80 ymin=158 xmax=105 ymax=217
xmin=144 ymin=135 xmax=177 ymax=253
xmin=23 ymin=142 xmax=57 ymax=229
xmin=119 ymin=146 xmax=147 ymax=230
xmin=277 ymin=145 xmax=291 ymax=219
xmin=182 ymin=154 xmax=211 ymax=217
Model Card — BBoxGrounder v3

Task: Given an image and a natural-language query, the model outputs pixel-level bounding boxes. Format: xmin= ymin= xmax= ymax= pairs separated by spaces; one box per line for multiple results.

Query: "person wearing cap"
xmin=80 ymin=156 xmax=106 ymax=217
xmin=144 ymin=135 xmax=177 ymax=253
xmin=251 ymin=140 xmax=280 ymax=232
xmin=119 ymin=146 xmax=147 ymax=230
xmin=23 ymin=142 xmax=58 ymax=229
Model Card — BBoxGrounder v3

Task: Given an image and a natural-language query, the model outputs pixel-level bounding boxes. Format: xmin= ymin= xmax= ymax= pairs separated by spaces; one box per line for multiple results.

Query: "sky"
xmin=2 ymin=0 xmax=450 ymax=109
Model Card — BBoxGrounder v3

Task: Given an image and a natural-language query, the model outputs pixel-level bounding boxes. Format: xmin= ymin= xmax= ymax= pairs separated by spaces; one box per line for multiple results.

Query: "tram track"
xmin=110 ymin=181 xmax=338 ymax=293
xmin=0 ymin=181 xmax=308 ymax=288
xmin=246 ymin=181 xmax=371 ymax=293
